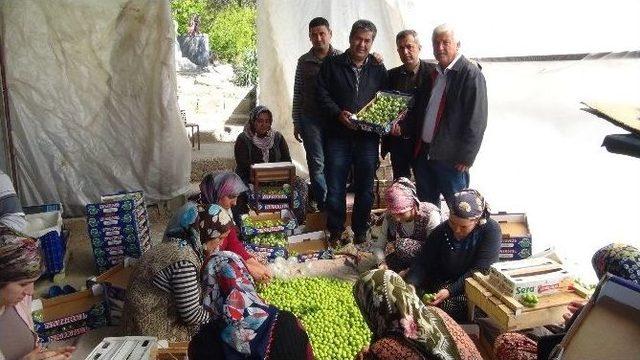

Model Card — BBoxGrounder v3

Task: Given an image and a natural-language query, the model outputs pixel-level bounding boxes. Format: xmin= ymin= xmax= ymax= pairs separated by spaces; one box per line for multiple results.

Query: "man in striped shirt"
xmin=292 ymin=17 xmax=341 ymax=210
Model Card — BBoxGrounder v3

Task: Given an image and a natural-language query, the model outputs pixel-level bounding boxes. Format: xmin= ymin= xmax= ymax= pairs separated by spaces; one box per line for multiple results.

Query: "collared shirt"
xmin=348 ymin=51 xmax=370 ymax=100
xmin=421 ymin=53 xmax=463 ymax=143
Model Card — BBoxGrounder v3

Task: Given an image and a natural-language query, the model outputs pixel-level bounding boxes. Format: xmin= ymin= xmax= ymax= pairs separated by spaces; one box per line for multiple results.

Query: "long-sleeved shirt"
xmin=219 ymin=226 xmax=251 ymax=260
xmin=153 ymin=260 xmax=210 ymax=326
xmin=406 ymin=218 xmax=501 ymax=296
xmin=292 ymin=46 xmax=341 ymax=125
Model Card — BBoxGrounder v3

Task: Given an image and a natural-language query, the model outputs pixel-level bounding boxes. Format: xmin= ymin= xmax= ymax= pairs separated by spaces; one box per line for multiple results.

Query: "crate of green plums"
xmin=352 ymin=91 xmax=412 ymax=135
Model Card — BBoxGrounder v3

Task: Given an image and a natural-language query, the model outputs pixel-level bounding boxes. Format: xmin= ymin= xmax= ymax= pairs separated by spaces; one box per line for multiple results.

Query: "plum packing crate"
xmin=244 ymin=231 xmax=333 ymax=263
xmin=31 ymin=290 xmax=108 ymax=343
xmin=240 ymin=209 xmax=297 ymax=237
xmin=353 ymin=91 xmax=412 ymax=135
xmin=488 ymin=257 xmax=574 ymax=300
xmin=86 ymin=191 xmax=151 ymax=274
xmin=249 ymin=163 xmax=296 ymax=213
xmin=490 ymin=212 xmax=532 ymax=260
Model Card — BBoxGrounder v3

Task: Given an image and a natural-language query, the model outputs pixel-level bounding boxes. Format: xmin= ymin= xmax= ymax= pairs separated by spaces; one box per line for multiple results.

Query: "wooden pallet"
xmin=156 ymin=342 xmax=189 ymax=360
xmin=465 ymin=272 xmax=590 ymax=331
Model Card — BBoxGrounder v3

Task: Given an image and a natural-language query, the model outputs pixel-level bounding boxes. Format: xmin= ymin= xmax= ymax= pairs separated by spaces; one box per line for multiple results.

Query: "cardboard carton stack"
xmin=86 ymin=191 xmax=151 ymax=274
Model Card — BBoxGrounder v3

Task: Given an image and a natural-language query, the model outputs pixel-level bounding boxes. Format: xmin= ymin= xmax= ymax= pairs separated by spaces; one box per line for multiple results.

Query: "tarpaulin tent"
xmin=0 ymin=0 xmax=190 ymax=216
xmin=257 ymin=0 xmax=640 ymax=281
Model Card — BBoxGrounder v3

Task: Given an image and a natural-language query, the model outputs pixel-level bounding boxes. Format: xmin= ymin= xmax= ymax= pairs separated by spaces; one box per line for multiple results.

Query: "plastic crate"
xmin=40 ymin=230 xmax=67 ymax=275
xmin=24 ymin=207 xmax=65 ymax=275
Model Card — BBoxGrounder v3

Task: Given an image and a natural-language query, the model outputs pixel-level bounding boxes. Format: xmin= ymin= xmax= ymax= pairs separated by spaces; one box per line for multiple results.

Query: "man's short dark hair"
xmin=309 ymin=17 xmax=330 ymax=30
xmin=349 ymin=19 xmax=377 ymax=40
xmin=396 ymin=30 xmax=419 ymax=45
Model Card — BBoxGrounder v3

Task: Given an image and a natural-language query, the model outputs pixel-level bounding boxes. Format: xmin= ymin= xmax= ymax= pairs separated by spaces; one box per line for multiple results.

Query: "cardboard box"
xmin=84 ymin=336 xmax=156 ymax=360
xmin=244 ymin=231 xmax=333 ymax=263
xmin=304 ymin=211 xmax=353 ymax=232
xmin=558 ymin=274 xmax=640 ymax=359
xmin=288 ymin=230 xmax=333 ymax=262
xmin=491 ymin=212 xmax=532 ymax=260
xmin=31 ymin=290 xmax=108 ymax=342
xmin=93 ymin=263 xmax=134 ymax=326
xmin=489 ymin=257 xmax=573 ymax=300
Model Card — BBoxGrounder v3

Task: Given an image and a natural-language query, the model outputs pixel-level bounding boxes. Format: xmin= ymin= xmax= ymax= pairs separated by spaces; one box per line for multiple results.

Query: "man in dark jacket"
xmin=317 ymin=19 xmax=387 ymax=246
xmin=291 ymin=17 xmax=341 ymax=210
xmin=385 ymin=30 xmax=435 ymax=180
xmin=413 ymin=24 xmax=488 ymax=206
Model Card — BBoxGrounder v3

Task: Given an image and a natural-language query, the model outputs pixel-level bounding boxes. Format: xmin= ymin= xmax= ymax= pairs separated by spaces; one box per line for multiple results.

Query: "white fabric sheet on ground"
xmin=256 ymin=0 xmax=640 ymax=282
xmin=1 ymin=0 xmax=191 ymax=216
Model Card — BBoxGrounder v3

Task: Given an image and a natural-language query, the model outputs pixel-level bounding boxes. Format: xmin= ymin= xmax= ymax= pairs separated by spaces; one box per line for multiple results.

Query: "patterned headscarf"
xmin=385 ymin=177 xmax=420 ymax=215
xmin=163 ymin=202 xmax=204 ymax=260
xmin=0 ymin=226 xmax=44 ymax=284
xmin=197 ymin=203 xmax=233 ymax=244
xmin=244 ymin=105 xmax=275 ymax=163
xmin=449 ymin=189 xmax=490 ymax=224
xmin=592 ymin=243 xmax=640 ymax=285
xmin=202 ymin=251 xmax=278 ymax=359
xmin=354 ymin=269 xmax=481 ymax=359
xmin=199 ymin=171 xmax=248 ymax=205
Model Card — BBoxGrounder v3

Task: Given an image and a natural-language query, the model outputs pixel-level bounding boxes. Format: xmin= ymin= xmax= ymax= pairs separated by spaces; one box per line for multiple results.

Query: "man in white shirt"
xmin=412 ymin=24 xmax=488 ymax=206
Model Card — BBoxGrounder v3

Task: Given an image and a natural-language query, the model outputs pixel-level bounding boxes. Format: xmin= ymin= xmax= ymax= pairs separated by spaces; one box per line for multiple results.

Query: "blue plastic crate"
xmin=40 ymin=230 xmax=67 ymax=275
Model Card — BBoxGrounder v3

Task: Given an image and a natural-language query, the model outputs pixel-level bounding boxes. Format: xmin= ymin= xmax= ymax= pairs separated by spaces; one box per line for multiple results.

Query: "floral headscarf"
xmin=199 ymin=171 xmax=248 ymax=205
xmin=0 ymin=226 xmax=43 ymax=284
xmin=354 ymin=269 xmax=481 ymax=360
xmin=592 ymin=243 xmax=640 ymax=285
xmin=197 ymin=203 xmax=233 ymax=244
xmin=385 ymin=177 xmax=420 ymax=215
xmin=244 ymin=105 xmax=275 ymax=163
xmin=202 ymin=251 xmax=278 ymax=359
xmin=163 ymin=202 xmax=204 ymax=260
xmin=449 ymin=189 xmax=490 ymax=225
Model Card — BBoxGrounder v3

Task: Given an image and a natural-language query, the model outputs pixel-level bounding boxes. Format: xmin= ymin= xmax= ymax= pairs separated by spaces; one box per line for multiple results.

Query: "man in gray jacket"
xmin=413 ymin=24 xmax=488 ymax=206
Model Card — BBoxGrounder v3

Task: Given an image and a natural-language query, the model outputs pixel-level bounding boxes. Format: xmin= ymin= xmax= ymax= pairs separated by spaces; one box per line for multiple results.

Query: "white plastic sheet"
xmin=1 ymin=0 xmax=191 ymax=216
xmin=257 ymin=0 xmax=640 ymax=281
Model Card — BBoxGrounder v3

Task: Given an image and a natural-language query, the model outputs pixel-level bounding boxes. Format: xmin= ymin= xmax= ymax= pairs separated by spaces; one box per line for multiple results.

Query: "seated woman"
xmin=376 ymin=178 xmax=441 ymax=272
xmin=121 ymin=202 xmax=231 ymax=341
xmin=354 ymin=268 xmax=482 ymax=360
xmin=189 ymin=251 xmax=313 ymax=360
xmin=234 ymin=105 xmax=307 ymax=223
xmin=197 ymin=171 xmax=272 ymax=283
xmin=405 ymin=189 xmax=501 ymax=322
xmin=494 ymin=243 xmax=640 ymax=360
xmin=0 ymin=226 xmax=75 ymax=360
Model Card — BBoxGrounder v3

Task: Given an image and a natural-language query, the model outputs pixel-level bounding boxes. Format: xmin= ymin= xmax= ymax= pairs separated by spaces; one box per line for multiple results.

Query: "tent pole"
xmin=0 ymin=34 xmax=19 ymax=194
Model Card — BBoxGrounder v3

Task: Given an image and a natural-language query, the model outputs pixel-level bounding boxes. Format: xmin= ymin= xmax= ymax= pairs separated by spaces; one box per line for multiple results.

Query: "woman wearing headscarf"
xmin=353 ymin=269 xmax=482 ymax=360
xmin=494 ymin=243 xmax=640 ymax=360
xmin=233 ymin=105 xmax=308 ymax=223
xmin=121 ymin=202 xmax=232 ymax=341
xmin=375 ymin=178 xmax=441 ymax=272
xmin=188 ymin=251 xmax=313 ymax=360
xmin=405 ymin=189 xmax=501 ymax=322
xmin=197 ymin=172 xmax=272 ymax=283
xmin=0 ymin=226 xmax=75 ymax=360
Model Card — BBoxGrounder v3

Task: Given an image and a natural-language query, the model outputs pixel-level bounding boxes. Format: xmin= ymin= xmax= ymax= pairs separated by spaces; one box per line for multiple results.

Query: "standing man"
xmin=413 ymin=24 xmax=487 ymax=206
xmin=292 ymin=17 xmax=341 ymax=211
xmin=385 ymin=30 xmax=435 ymax=180
xmin=317 ymin=19 xmax=387 ymax=246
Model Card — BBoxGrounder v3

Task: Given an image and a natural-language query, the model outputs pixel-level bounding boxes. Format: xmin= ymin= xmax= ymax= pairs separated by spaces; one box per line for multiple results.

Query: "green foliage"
xmin=233 ymin=49 xmax=258 ymax=86
xmin=171 ymin=1 xmax=258 ymax=84
xmin=209 ymin=5 xmax=256 ymax=64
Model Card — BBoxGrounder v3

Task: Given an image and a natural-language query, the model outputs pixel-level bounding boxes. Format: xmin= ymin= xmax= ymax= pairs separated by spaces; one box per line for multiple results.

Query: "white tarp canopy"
xmin=257 ymin=0 xmax=640 ymax=281
xmin=0 ymin=0 xmax=190 ymax=216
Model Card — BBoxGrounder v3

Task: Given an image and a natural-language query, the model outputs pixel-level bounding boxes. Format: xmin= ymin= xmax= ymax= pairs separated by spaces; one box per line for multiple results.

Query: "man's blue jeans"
xmin=299 ymin=117 xmax=327 ymax=207
xmin=325 ymin=134 xmax=379 ymax=236
xmin=414 ymin=147 xmax=469 ymax=207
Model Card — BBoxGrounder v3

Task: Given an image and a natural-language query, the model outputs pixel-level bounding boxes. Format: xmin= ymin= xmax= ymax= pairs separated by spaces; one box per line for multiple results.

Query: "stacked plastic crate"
xmin=86 ymin=191 xmax=151 ymax=274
